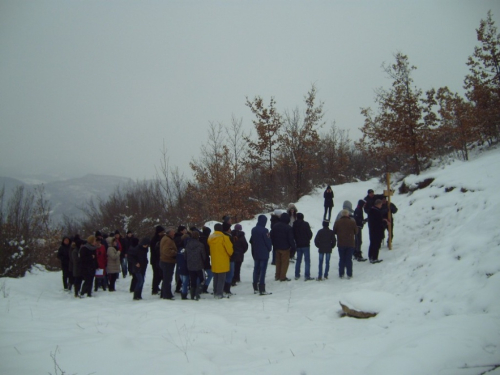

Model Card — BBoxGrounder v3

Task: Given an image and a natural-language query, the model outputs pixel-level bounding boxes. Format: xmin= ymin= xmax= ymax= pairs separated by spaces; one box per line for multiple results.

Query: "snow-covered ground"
xmin=1 ymin=148 xmax=500 ymax=375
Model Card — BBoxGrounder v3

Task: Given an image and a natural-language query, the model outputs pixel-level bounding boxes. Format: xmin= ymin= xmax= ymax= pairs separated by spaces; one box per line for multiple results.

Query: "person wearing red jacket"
xmin=94 ymin=238 xmax=108 ymax=291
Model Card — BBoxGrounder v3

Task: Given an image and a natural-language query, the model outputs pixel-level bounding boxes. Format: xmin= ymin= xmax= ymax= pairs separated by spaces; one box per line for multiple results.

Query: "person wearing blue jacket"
xmin=250 ymin=215 xmax=273 ymax=295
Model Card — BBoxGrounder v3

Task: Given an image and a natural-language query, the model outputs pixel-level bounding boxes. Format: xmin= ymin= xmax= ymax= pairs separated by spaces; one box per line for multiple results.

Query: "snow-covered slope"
xmin=1 ymin=148 xmax=499 ymax=375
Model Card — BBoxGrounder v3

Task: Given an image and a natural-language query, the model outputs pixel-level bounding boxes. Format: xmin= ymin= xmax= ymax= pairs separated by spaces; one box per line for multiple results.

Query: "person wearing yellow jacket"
xmin=208 ymin=223 xmax=234 ymax=298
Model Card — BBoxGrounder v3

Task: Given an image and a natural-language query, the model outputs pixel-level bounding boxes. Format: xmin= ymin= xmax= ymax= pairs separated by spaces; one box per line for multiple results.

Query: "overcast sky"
xmin=1 ymin=0 xmax=498 ymax=182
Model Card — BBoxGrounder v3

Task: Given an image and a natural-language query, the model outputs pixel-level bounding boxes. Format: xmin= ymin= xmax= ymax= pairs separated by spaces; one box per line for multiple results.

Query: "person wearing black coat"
xmin=323 ymin=186 xmax=334 ymax=221
xmin=231 ymin=224 xmax=248 ymax=285
xmin=127 ymin=237 xmax=140 ymax=293
xmin=270 ymin=213 xmax=296 ymax=282
xmin=269 ymin=210 xmax=282 ymax=265
xmin=353 ymin=200 xmax=368 ymax=262
xmin=128 ymin=237 xmax=150 ymax=300
xmin=292 ymin=213 xmax=313 ymax=281
xmin=200 ymin=226 xmax=212 ymax=293
xmin=368 ymin=199 xmax=386 ymax=263
xmin=185 ymin=232 xmax=206 ymax=300
xmin=250 ymin=215 xmax=272 ymax=294
xmin=364 ymin=189 xmax=385 ymax=215
xmin=381 ymin=197 xmax=398 ymax=244
xmin=174 ymin=226 xmax=187 ymax=294
xmin=57 ymin=237 xmax=73 ymax=290
xmin=70 ymin=240 xmax=83 ymax=297
xmin=314 ymin=221 xmax=336 ymax=280
xmin=79 ymin=236 xmax=98 ymax=297
xmin=150 ymin=226 xmax=165 ymax=295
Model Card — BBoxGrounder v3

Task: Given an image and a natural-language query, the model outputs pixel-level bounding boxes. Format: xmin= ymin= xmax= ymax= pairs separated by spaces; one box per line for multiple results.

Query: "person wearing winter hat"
xmin=333 ymin=209 xmax=358 ymax=278
xmin=270 ymin=213 xmax=296 ymax=282
xmin=292 ymin=213 xmax=313 ymax=281
xmin=80 ymin=236 xmax=98 ymax=297
xmin=314 ymin=220 xmax=336 ymax=280
xmin=353 ymin=200 xmax=368 ymax=262
xmin=335 ymin=200 xmax=355 ymax=223
xmin=106 ymin=238 xmax=121 ymax=292
xmin=250 ymin=215 xmax=272 ymax=295
xmin=160 ymin=227 xmax=177 ymax=300
xmin=150 ymin=226 xmax=165 ymax=295
xmin=208 ymin=223 xmax=234 ymax=299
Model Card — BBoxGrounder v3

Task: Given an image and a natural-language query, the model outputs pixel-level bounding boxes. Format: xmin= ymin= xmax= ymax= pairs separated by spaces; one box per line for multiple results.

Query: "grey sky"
xmin=1 ymin=0 xmax=498 ymax=181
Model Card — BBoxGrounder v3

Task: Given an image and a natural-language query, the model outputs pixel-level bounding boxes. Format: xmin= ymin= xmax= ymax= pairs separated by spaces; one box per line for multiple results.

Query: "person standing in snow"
xmin=94 ymin=238 xmax=108 ymax=292
xmin=79 ymin=236 xmax=98 ymax=297
xmin=287 ymin=204 xmax=298 ymax=263
xmin=200 ymin=226 xmax=213 ymax=293
xmin=57 ymin=236 xmax=72 ymax=291
xmin=292 ymin=213 xmax=314 ymax=281
xmin=149 ymin=225 xmax=165 ymax=296
xmin=231 ymin=224 xmax=248 ymax=286
xmin=106 ymin=238 xmax=121 ymax=292
xmin=323 ymin=185 xmax=334 ymax=222
xmin=160 ymin=227 xmax=177 ymax=300
xmin=368 ymin=199 xmax=387 ymax=263
xmin=185 ymin=231 xmax=206 ymax=300
xmin=333 ymin=209 xmax=358 ymax=279
xmin=381 ymin=196 xmax=398 ymax=245
xmin=222 ymin=222 xmax=236 ymax=296
xmin=364 ymin=189 xmax=385 ymax=215
xmin=314 ymin=220 xmax=336 ymax=280
xmin=250 ymin=215 xmax=273 ymax=295
xmin=208 ymin=223 xmax=234 ymax=299
xmin=353 ymin=200 xmax=368 ymax=262
xmin=128 ymin=237 xmax=149 ymax=300
xmin=70 ymin=239 xmax=83 ymax=297
xmin=270 ymin=213 xmax=296 ymax=282
xmin=176 ymin=232 xmax=191 ymax=300
xmin=269 ymin=209 xmax=282 ymax=265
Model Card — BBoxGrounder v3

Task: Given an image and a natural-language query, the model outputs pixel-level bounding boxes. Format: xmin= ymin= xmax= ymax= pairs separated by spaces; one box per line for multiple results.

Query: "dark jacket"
xmin=354 ymin=200 xmax=365 ymax=228
xmin=150 ymin=234 xmax=162 ymax=266
xmin=176 ymin=248 xmax=189 ymax=276
xmin=230 ymin=229 xmax=248 ymax=262
xmin=185 ymin=237 xmax=206 ymax=272
xmin=368 ymin=205 xmax=385 ymax=240
xmin=250 ymin=215 xmax=272 ymax=260
xmin=381 ymin=202 xmax=398 ymax=222
xmin=323 ymin=186 xmax=334 ymax=208
xmin=270 ymin=213 xmax=296 ymax=252
xmin=314 ymin=227 xmax=336 ymax=253
xmin=71 ymin=245 xmax=82 ymax=278
xmin=333 ymin=216 xmax=358 ymax=248
xmin=57 ymin=238 xmax=71 ymax=270
xmin=79 ymin=243 xmax=97 ymax=278
xmin=200 ymin=227 xmax=212 ymax=269
xmin=364 ymin=194 xmax=385 ymax=214
xmin=292 ymin=215 xmax=313 ymax=248
xmin=128 ymin=238 xmax=149 ymax=274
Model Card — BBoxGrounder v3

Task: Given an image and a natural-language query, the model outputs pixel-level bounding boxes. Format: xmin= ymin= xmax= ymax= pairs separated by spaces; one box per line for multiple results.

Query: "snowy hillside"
xmin=1 ymin=148 xmax=499 ymax=375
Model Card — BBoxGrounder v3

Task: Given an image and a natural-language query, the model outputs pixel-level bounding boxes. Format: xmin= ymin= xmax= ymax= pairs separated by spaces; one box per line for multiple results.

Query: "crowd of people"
xmin=56 ymin=187 xmax=397 ymax=300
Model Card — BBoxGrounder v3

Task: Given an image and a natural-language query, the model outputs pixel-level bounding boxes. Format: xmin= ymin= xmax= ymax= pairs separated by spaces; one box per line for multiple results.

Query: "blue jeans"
xmin=295 ymin=247 xmax=311 ymax=278
xmin=180 ymin=275 xmax=189 ymax=295
xmin=121 ymin=257 xmax=128 ymax=277
xmin=253 ymin=259 xmax=268 ymax=285
xmin=225 ymin=262 xmax=235 ymax=284
xmin=134 ymin=272 xmax=144 ymax=293
xmin=318 ymin=253 xmax=331 ymax=279
xmin=204 ymin=268 xmax=213 ymax=287
xmin=338 ymin=247 xmax=354 ymax=277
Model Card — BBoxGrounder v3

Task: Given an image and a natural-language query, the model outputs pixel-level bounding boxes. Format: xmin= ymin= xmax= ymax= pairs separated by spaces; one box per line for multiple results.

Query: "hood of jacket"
xmin=257 ymin=214 xmax=267 ymax=227
xmin=280 ymin=212 xmax=290 ymax=224
xmin=342 ymin=200 xmax=354 ymax=213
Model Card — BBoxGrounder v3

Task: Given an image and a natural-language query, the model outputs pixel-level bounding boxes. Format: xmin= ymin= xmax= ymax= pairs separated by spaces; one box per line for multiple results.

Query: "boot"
xmin=190 ymin=287 xmax=196 ymax=300
xmin=252 ymin=282 xmax=258 ymax=294
xmin=181 ymin=293 xmax=188 ymax=300
xmin=133 ymin=291 xmax=140 ymax=300
xmin=224 ymin=282 xmax=233 ymax=296
xmin=195 ymin=285 xmax=201 ymax=301
xmin=259 ymin=284 xmax=271 ymax=295
xmin=202 ymin=285 xmax=209 ymax=294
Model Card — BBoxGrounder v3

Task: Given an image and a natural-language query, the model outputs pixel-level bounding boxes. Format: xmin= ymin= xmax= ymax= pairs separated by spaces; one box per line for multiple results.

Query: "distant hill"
xmin=0 ymin=174 xmax=132 ymax=224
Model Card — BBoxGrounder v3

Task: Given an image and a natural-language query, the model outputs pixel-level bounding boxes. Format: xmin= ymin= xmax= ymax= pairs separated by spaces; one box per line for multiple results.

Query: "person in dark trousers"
xmin=353 ymin=199 xmax=368 ymax=261
xmin=200 ymin=226 xmax=213 ymax=293
xmin=174 ymin=226 xmax=187 ymax=294
xmin=208 ymin=223 xmax=234 ymax=299
xmin=127 ymin=237 xmax=140 ymax=292
xmin=250 ymin=215 xmax=273 ymax=295
xmin=128 ymin=237 xmax=150 ymax=300
xmin=150 ymin=226 xmax=165 ymax=295
xmin=79 ymin=236 xmax=97 ymax=297
xmin=70 ymin=239 xmax=83 ymax=297
xmin=368 ymin=199 xmax=387 ymax=263
xmin=333 ymin=210 xmax=358 ymax=279
xmin=160 ymin=227 xmax=177 ymax=300
xmin=292 ymin=213 xmax=314 ymax=281
xmin=231 ymin=224 xmax=248 ymax=286
xmin=94 ymin=238 xmax=107 ymax=292
xmin=57 ymin=237 xmax=72 ymax=291
xmin=270 ymin=213 xmax=296 ymax=282
xmin=222 ymin=222 xmax=236 ymax=296
xmin=114 ymin=230 xmax=127 ymax=278
xmin=176 ymin=232 xmax=191 ymax=300
xmin=323 ymin=186 xmax=334 ymax=221
xmin=185 ymin=231 xmax=206 ymax=300
xmin=381 ymin=197 xmax=398 ymax=245
xmin=106 ymin=238 xmax=121 ymax=292
xmin=314 ymin=221 xmax=336 ymax=280
xmin=269 ymin=210 xmax=282 ymax=265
